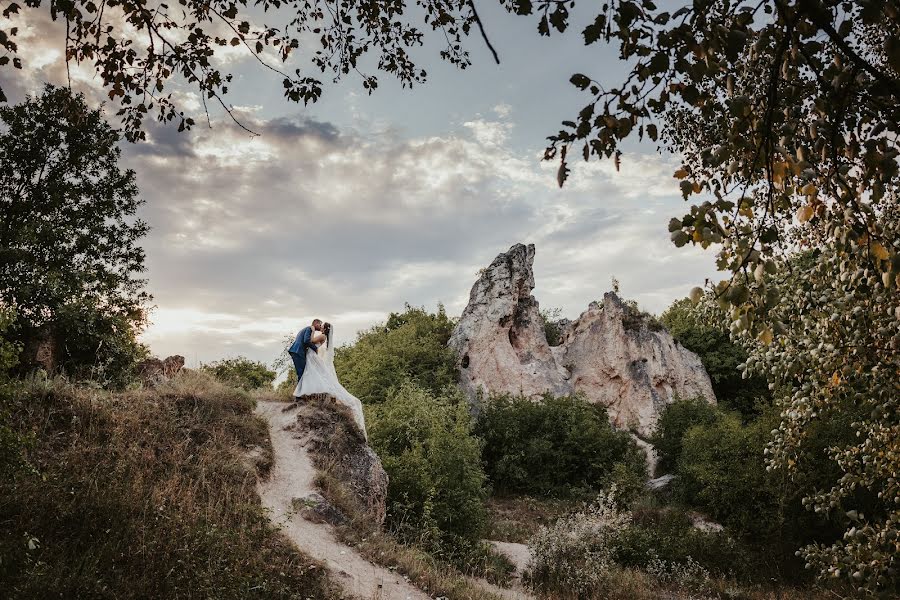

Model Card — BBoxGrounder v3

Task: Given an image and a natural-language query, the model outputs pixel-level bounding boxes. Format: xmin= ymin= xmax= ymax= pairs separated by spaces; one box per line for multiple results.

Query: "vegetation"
xmin=514 ymin=1 xmax=900 ymax=591
xmin=334 ymin=304 xmax=457 ymax=405
xmin=367 ymin=381 xmax=488 ymax=548
xmin=0 ymin=370 xmax=344 ymax=599
xmin=474 ymin=393 xmax=646 ymax=497
xmin=299 ymin=392 xmax=512 ymax=592
xmin=540 ymin=307 xmax=564 ymax=346
xmin=650 ymin=396 xmax=719 ymax=474
xmin=200 ymin=356 xmax=276 ymax=390
xmin=0 ymin=86 xmax=149 ymax=387
xmin=661 ymin=298 xmax=769 ymax=418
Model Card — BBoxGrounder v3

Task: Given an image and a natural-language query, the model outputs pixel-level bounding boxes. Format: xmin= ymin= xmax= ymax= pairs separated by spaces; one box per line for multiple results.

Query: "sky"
xmin=2 ymin=3 xmax=720 ymax=370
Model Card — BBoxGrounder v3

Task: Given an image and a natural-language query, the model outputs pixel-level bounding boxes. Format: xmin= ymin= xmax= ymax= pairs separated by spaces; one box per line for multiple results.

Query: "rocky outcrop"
xmin=137 ymin=355 xmax=185 ymax=385
xmin=451 ymin=243 xmax=715 ymax=438
xmin=449 ymin=243 xmax=571 ymax=405
xmin=293 ymin=395 xmax=388 ymax=527
xmin=557 ymin=293 xmax=715 ymax=437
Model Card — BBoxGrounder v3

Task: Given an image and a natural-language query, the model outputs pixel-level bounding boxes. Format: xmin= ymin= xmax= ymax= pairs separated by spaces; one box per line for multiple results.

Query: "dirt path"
xmin=486 ymin=540 xmax=534 ymax=600
xmin=256 ymin=400 xmax=431 ymax=600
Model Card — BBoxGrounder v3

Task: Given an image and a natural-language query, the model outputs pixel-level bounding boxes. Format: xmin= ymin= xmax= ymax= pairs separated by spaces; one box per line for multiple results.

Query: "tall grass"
xmin=0 ymin=371 xmax=343 ymax=599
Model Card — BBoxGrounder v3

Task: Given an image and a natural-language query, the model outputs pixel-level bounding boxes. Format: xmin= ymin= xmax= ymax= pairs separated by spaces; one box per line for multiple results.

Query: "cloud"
xmin=3 ymin=7 xmax=721 ymax=372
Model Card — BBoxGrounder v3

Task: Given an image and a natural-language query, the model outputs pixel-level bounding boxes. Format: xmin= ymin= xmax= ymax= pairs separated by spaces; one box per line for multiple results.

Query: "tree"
xmin=201 ymin=356 xmax=276 ymax=390
xmin=0 ymin=1 xmax=500 ymax=140
xmin=0 ymin=85 xmax=150 ymax=382
xmin=333 ymin=304 xmax=457 ymax=404
xmin=660 ymin=298 xmax=769 ymax=418
xmin=496 ymin=2 xmax=899 ymax=592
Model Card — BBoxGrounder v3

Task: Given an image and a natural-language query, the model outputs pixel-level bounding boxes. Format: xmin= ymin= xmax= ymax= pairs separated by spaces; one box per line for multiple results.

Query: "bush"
xmin=367 ymin=381 xmax=488 ymax=546
xmin=0 ymin=371 xmax=343 ymax=599
xmin=51 ymin=299 xmax=149 ymax=388
xmin=650 ymin=396 xmax=719 ymax=475
xmin=200 ymin=356 xmax=276 ymax=390
xmin=474 ymin=393 xmax=646 ymax=497
xmin=614 ymin=505 xmax=757 ymax=581
xmin=660 ymin=298 xmax=769 ymax=418
xmin=540 ymin=307 xmax=564 ymax=346
xmin=526 ymin=487 xmax=630 ymax=596
xmin=334 ymin=304 xmax=456 ymax=405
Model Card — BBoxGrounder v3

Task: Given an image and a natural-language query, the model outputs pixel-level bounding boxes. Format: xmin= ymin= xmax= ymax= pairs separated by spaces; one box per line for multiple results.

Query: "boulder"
xmin=137 ymin=355 xmax=185 ymax=385
xmin=293 ymin=395 xmax=388 ymax=527
xmin=452 ymin=243 xmax=716 ymax=439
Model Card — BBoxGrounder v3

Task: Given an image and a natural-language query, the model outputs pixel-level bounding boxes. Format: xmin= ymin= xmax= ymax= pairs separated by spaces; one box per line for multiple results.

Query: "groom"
xmin=289 ymin=318 xmax=323 ymax=388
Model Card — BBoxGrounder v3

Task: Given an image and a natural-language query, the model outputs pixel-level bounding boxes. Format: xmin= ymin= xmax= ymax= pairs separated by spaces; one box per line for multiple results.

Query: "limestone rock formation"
xmin=449 ymin=243 xmax=571 ymax=405
xmin=557 ymin=292 xmax=715 ymax=437
xmin=451 ymin=243 xmax=716 ymax=438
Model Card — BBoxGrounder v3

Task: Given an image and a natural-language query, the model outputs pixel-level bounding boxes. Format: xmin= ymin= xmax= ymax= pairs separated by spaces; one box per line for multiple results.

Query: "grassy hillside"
xmin=0 ymin=371 xmax=343 ymax=599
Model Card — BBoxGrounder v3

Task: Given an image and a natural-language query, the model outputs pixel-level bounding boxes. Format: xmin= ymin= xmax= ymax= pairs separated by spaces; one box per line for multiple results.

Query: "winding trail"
xmin=255 ymin=400 xmax=430 ymax=600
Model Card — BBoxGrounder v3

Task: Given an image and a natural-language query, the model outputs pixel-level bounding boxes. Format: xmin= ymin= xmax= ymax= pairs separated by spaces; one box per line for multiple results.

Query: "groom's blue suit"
xmin=289 ymin=326 xmax=319 ymax=389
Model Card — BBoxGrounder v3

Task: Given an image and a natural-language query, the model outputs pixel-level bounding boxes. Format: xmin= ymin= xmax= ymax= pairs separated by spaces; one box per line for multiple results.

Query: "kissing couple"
xmin=288 ymin=318 xmax=367 ymax=439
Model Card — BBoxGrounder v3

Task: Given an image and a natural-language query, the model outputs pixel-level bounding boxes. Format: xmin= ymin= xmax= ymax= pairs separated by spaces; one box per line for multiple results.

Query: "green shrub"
xmin=660 ymin=298 xmax=770 ymax=418
xmin=677 ymin=412 xmax=780 ymax=538
xmin=614 ymin=506 xmax=757 ymax=581
xmin=200 ymin=356 xmax=276 ymax=390
xmin=540 ymin=307 xmax=564 ymax=346
xmin=650 ymin=396 xmax=719 ymax=475
xmin=334 ymin=304 xmax=457 ymax=404
xmin=367 ymin=381 xmax=488 ymax=546
xmin=51 ymin=299 xmax=149 ymax=388
xmin=475 ymin=393 xmax=645 ymax=497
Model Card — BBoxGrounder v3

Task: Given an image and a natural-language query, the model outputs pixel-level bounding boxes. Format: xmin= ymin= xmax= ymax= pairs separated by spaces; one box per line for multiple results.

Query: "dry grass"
xmin=0 ymin=371 xmax=344 ymax=599
xmin=530 ymin=565 xmax=838 ymax=600
xmin=485 ymin=495 xmax=583 ymax=544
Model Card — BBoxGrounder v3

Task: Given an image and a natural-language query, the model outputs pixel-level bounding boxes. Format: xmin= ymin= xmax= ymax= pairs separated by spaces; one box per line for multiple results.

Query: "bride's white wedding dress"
xmin=293 ymin=328 xmax=367 ymax=439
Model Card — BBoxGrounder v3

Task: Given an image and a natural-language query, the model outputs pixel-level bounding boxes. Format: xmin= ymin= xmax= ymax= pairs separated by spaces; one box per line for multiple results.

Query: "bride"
xmin=293 ymin=322 xmax=367 ymax=439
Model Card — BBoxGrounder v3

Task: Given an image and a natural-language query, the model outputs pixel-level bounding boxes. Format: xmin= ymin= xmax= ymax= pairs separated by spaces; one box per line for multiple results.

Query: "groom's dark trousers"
xmin=288 ymin=325 xmax=318 ymax=390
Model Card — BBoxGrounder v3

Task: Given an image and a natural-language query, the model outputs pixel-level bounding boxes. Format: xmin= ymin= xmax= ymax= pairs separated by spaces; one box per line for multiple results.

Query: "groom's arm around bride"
xmin=288 ymin=318 xmax=322 ymax=393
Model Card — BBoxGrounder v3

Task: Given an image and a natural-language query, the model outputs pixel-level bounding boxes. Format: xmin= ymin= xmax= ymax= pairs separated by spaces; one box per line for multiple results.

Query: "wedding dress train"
xmin=292 ymin=328 xmax=367 ymax=439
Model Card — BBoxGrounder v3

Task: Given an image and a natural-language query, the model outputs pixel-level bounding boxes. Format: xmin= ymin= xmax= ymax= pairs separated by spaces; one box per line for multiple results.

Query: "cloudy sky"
xmin=2 ymin=4 xmax=719 ymax=370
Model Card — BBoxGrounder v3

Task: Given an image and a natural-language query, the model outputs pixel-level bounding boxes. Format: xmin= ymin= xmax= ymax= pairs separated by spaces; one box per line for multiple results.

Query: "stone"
xmin=451 ymin=243 xmax=716 ymax=440
xmin=558 ymin=292 xmax=715 ymax=438
xmin=292 ymin=492 xmax=346 ymax=525
xmin=294 ymin=396 xmax=389 ymax=527
xmin=449 ymin=243 xmax=571 ymax=406
xmin=646 ymin=474 xmax=677 ymax=491
xmin=137 ymin=355 xmax=185 ymax=385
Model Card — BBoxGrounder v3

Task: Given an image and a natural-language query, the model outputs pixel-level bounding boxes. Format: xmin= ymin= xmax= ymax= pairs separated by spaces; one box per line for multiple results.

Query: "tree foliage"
xmin=201 ymin=356 xmax=276 ymax=390
xmin=0 ymin=0 xmax=496 ymax=139
xmin=474 ymin=393 xmax=646 ymax=497
xmin=660 ymin=298 xmax=769 ymax=417
xmin=497 ymin=2 xmax=900 ymax=591
xmin=0 ymin=86 xmax=149 ymax=384
xmin=334 ymin=304 xmax=456 ymax=404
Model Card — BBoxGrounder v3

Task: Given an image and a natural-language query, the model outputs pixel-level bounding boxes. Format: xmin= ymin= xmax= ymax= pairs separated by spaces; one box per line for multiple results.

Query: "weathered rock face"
xmin=449 ymin=243 xmax=571 ymax=405
xmin=559 ymin=293 xmax=716 ymax=437
xmin=137 ymin=355 xmax=185 ymax=385
xmin=451 ymin=243 xmax=716 ymax=439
